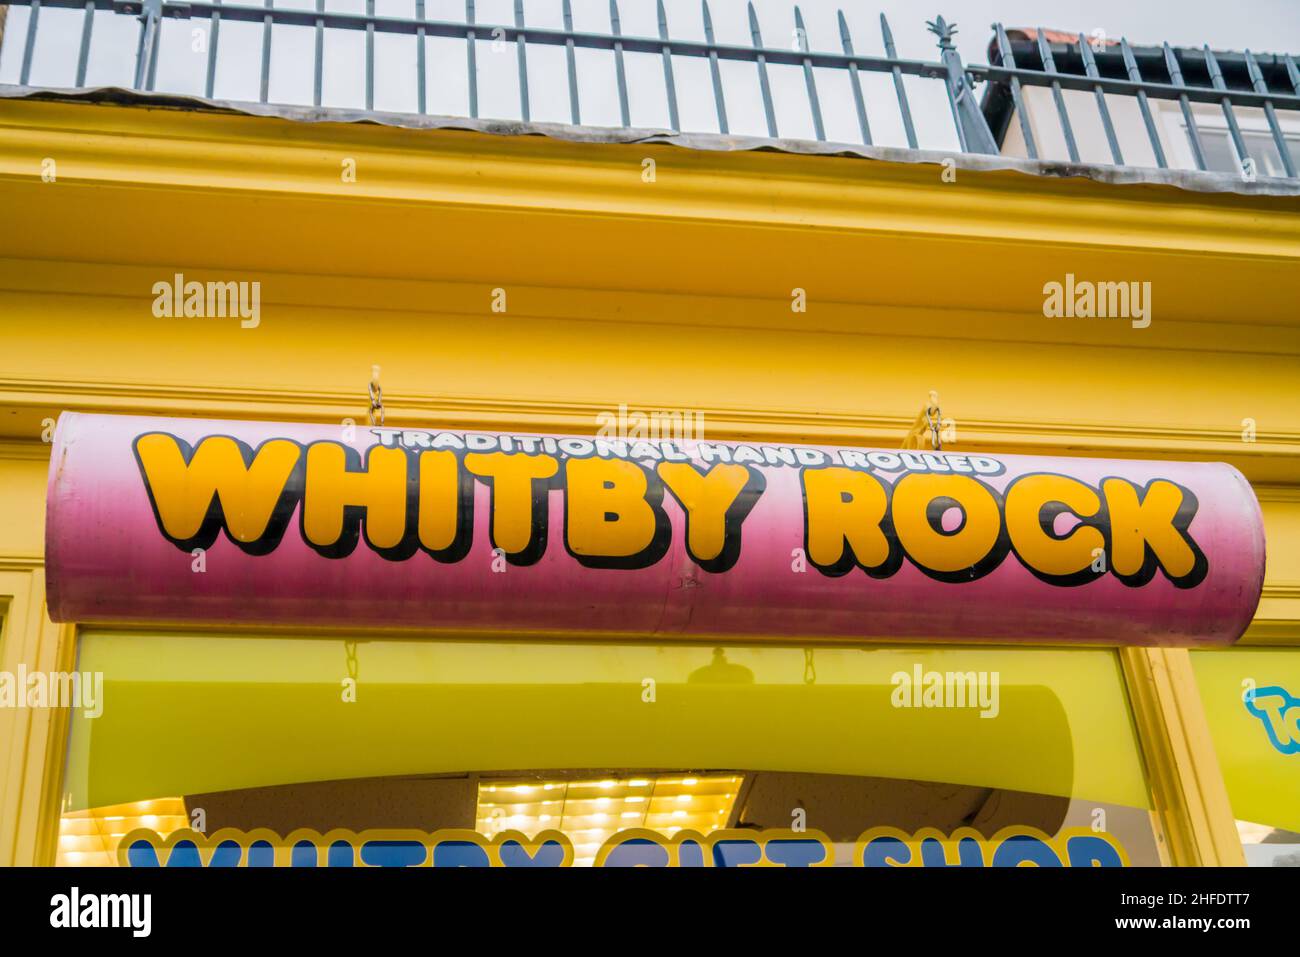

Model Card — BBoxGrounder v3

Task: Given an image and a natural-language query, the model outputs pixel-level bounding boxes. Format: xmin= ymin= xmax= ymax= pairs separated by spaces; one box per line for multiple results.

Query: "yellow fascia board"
xmin=0 ymin=98 xmax=1299 ymax=321
xmin=0 ymin=99 xmax=1297 ymax=476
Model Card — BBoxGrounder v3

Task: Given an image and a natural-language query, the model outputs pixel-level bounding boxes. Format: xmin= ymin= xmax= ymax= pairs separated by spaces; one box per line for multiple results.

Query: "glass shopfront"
xmin=1192 ymin=648 xmax=1300 ymax=867
xmin=58 ymin=631 xmax=1164 ymax=866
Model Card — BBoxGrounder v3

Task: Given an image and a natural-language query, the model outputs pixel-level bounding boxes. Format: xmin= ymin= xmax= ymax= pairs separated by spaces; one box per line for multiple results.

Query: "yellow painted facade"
xmin=0 ymin=97 xmax=1297 ymax=866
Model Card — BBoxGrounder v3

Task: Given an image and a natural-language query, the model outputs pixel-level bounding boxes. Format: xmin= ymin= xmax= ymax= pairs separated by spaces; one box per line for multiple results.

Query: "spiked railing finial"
xmin=927 ymin=16 xmax=958 ymax=48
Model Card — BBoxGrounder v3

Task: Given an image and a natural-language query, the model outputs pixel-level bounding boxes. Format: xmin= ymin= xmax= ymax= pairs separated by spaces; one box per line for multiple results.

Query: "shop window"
xmin=1192 ymin=648 xmax=1300 ymax=866
xmin=59 ymin=632 xmax=1164 ymax=866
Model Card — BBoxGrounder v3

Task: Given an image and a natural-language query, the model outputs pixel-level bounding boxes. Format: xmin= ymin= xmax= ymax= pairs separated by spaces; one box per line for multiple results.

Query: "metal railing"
xmin=978 ymin=27 xmax=1300 ymax=178
xmin=5 ymin=1 xmax=1300 ymax=180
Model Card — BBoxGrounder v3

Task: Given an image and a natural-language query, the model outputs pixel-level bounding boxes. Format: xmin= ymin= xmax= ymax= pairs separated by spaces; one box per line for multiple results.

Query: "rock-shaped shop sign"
xmin=45 ymin=413 xmax=1265 ymax=646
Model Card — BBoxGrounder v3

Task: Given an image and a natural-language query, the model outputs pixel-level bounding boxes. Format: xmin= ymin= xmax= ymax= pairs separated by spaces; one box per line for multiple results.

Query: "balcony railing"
xmin=3 ymin=0 xmax=1299 ymax=181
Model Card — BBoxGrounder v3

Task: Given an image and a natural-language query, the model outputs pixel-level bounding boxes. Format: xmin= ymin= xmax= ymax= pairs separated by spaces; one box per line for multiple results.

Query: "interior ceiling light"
xmin=57 ymin=797 xmax=187 ymax=867
xmin=476 ymin=773 xmax=742 ymax=867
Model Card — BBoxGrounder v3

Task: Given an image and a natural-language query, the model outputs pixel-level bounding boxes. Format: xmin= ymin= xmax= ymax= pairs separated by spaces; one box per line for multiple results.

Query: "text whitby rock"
xmin=131 ymin=427 xmax=1207 ymax=587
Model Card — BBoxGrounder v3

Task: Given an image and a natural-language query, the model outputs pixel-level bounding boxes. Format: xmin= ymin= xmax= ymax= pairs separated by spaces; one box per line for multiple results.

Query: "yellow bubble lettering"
xmin=134 ymin=433 xmax=300 ymax=551
xmin=418 ymin=450 xmax=470 ymax=559
xmin=657 ymin=462 xmax=761 ymax=572
xmin=464 ymin=451 xmax=558 ymax=563
xmin=891 ymin=473 xmax=1002 ymax=580
xmin=802 ymin=467 xmax=894 ymax=575
xmin=303 ymin=443 xmax=409 ymax=554
xmin=1005 ymin=474 xmax=1104 ymax=582
xmin=565 ymin=457 xmax=667 ymax=568
xmin=1103 ymin=478 xmax=1204 ymax=585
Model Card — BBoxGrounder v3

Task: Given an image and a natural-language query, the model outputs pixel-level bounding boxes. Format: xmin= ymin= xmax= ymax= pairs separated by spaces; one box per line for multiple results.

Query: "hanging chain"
xmin=349 ymin=369 xmax=377 ymax=687
xmin=345 ymin=639 xmax=359 ymax=682
xmin=367 ymin=364 xmax=384 ymax=427
xmin=803 ymin=648 xmax=816 ymax=685
xmin=925 ymin=390 xmax=942 ymax=451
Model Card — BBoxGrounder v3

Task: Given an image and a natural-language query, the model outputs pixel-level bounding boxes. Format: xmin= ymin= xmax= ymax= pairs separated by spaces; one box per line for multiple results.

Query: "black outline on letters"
xmin=563 ymin=457 xmax=671 ymax=570
xmin=658 ymin=462 xmax=767 ymax=574
xmin=133 ymin=431 xmax=304 ymax=556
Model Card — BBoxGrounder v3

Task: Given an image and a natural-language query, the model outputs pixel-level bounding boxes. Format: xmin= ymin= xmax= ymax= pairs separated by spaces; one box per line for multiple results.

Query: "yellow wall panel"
xmin=0 ymin=95 xmax=1294 ymax=866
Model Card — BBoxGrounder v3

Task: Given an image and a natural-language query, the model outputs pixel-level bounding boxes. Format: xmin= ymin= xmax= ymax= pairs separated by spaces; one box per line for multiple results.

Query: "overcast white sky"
xmin=2 ymin=0 xmax=1298 ymax=151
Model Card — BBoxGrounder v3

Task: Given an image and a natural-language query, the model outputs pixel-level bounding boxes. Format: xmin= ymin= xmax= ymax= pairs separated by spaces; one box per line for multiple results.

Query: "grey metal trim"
xmin=4 ymin=84 xmax=1295 ymax=196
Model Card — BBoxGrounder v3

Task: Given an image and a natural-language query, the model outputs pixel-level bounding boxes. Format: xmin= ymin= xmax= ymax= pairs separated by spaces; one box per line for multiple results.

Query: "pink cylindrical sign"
xmin=45 ymin=412 xmax=1265 ymax=646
